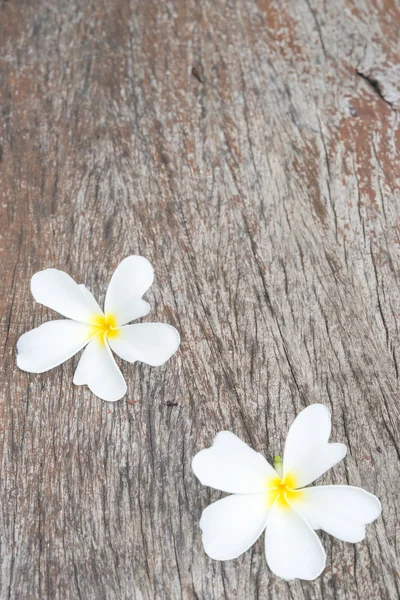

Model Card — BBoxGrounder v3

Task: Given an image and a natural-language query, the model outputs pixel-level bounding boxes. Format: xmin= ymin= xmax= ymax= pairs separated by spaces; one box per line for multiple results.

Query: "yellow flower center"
xmin=266 ymin=473 xmax=303 ymax=509
xmin=89 ymin=313 xmax=120 ymax=345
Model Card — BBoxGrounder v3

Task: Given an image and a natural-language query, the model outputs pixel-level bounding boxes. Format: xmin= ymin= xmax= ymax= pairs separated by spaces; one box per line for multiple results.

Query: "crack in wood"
xmin=356 ymin=69 xmax=396 ymax=109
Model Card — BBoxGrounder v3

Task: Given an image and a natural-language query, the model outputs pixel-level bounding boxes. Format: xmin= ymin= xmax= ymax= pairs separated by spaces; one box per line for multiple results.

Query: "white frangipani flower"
xmin=192 ymin=404 xmax=381 ymax=581
xmin=17 ymin=256 xmax=180 ymax=402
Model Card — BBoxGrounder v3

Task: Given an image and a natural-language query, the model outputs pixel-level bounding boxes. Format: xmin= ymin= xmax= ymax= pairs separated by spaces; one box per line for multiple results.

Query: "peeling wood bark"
xmin=0 ymin=0 xmax=400 ymax=598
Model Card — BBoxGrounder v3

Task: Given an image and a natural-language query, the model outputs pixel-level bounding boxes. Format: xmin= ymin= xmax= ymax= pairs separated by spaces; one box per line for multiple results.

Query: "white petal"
xmin=17 ymin=320 xmax=92 ymax=373
xmin=192 ymin=432 xmax=278 ymax=494
xmin=104 ymin=256 xmax=154 ymax=326
xmin=294 ymin=485 xmax=381 ymax=543
xmin=283 ymin=404 xmax=347 ymax=488
xmin=73 ymin=337 xmax=127 ymax=402
xmin=31 ymin=269 xmax=103 ymax=323
xmin=108 ymin=323 xmax=180 ymax=366
xmin=265 ymin=503 xmax=326 ymax=581
xmin=284 ymin=404 xmax=331 ymax=467
xmin=199 ymin=493 xmax=269 ymax=560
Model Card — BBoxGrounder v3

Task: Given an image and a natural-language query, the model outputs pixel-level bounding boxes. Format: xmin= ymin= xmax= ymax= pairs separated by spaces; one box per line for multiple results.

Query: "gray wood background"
xmin=1 ymin=0 xmax=399 ymax=598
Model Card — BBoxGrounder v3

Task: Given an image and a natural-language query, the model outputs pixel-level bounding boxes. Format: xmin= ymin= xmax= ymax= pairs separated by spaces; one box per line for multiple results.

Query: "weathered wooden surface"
xmin=1 ymin=1 xmax=400 ymax=598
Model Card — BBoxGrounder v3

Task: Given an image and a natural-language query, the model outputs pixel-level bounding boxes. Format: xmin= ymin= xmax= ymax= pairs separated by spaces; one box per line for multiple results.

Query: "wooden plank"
xmin=1 ymin=0 xmax=399 ymax=598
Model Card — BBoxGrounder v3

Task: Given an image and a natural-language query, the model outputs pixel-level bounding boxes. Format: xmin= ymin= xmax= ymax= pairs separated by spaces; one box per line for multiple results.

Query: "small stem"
xmin=274 ymin=455 xmax=283 ymax=478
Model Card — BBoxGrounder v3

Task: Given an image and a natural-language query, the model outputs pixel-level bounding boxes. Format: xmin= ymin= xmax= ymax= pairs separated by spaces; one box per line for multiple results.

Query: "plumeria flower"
xmin=192 ymin=404 xmax=381 ymax=581
xmin=17 ymin=256 xmax=180 ymax=402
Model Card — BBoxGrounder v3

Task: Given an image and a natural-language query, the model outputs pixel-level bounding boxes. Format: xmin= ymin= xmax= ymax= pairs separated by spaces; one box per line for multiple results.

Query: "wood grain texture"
xmin=1 ymin=0 xmax=400 ymax=598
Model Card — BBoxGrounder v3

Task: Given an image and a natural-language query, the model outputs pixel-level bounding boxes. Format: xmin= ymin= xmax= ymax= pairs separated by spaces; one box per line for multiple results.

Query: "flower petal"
xmin=192 ymin=432 xmax=278 ymax=494
xmin=265 ymin=503 xmax=326 ymax=581
xmin=108 ymin=323 xmax=180 ymax=366
xmin=294 ymin=485 xmax=381 ymax=543
xmin=73 ymin=337 xmax=127 ymax=401
xmin=283 ymin=404 xmax=347 ymax=488
xmin=199 ymin=493 xmax=269 ymax=560
xmin=104 ymin=256 xmax=154 ymax=326
xmin=31 ymin=269 xmax=103 ymax=323
xmin=17 ymin=320 xmax=92 ymax=373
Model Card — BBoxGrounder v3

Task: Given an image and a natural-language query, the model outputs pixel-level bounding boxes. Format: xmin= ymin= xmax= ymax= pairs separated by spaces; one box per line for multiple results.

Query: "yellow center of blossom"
xmin=89 ymin=313 xmax=120 ymax=345
xmin=265 ymin=473 xmax=303 ymax=509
